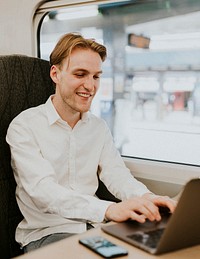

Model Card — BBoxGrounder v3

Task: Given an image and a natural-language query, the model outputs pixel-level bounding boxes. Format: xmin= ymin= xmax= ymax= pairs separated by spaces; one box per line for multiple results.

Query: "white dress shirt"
xmin=6 ymin=96 xmax=150 ymax=246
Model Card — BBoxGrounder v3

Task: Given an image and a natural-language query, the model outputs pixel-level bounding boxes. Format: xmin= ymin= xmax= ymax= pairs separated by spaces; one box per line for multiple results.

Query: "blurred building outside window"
xmin=39 ymin=0 xmax=200 ymax=165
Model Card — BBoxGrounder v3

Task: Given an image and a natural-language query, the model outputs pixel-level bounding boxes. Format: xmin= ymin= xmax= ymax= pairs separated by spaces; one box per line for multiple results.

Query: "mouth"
xmin=77 ymin=92 xmax=92 ymax=98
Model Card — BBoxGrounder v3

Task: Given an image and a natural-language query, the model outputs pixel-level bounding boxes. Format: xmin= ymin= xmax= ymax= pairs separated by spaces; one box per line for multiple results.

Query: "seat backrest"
xmin=0 ymin=55 xmax=54 ymax=259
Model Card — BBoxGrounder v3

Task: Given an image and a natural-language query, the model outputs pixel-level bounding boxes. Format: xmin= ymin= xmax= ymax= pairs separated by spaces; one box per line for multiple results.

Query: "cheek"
xmin=95 ymin=81 xmax=100 ymax=91
xmin=70 ymin=77 xmax=82 ymax=85
xmin=59 ymin=78 xmax=79 ymax=95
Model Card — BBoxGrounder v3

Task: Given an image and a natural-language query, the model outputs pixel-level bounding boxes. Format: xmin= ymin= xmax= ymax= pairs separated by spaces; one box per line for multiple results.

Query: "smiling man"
xmin=50 ymin=42 xmax=103 ymax=127
xmin=6 ymin=33 xmax=176 ymax=253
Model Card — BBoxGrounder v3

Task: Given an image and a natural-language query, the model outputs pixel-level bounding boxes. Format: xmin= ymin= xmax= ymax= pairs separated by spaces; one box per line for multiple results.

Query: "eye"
xmin=75 ymin=73 xmax=85 ymax=78
xmin=94 ymin=75 xmax=100 ymax=80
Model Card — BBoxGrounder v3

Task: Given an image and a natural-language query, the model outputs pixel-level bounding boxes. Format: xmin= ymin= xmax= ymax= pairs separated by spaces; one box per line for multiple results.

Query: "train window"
xmin=38 ymin=0 xmax=200 ymax=166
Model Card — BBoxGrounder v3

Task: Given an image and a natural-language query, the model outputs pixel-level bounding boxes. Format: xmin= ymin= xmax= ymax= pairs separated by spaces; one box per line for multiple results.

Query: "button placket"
xmin=68 ymin=131 xmax=76 ymax=188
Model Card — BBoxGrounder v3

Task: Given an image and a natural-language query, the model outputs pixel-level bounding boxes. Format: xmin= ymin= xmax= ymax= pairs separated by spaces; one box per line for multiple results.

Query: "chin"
xmin=81 ymin=108 xmax=90 ymax=113
xmin=79 ymin=104 xmax=91 ymax=113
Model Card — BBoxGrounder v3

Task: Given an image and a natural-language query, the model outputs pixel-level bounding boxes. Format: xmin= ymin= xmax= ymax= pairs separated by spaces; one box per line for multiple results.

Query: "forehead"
xmin=63 ymin=48 xmax=102 ymax=71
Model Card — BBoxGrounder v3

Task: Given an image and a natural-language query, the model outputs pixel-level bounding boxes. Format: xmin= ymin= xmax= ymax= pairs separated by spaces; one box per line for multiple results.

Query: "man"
xmin=6 ymin=33 xmax=176 ymax=252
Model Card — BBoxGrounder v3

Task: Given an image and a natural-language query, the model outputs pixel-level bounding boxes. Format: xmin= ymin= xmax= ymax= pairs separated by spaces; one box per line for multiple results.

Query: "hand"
xmin=105 ymin=196 xmax=163 ymax=223
xmin=142 ymin=193 xmax=177 ymax=214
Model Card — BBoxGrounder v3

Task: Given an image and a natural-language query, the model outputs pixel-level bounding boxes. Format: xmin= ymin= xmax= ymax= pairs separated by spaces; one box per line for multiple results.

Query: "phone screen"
xmin=79 ymin=236 xmax=128 ymax=258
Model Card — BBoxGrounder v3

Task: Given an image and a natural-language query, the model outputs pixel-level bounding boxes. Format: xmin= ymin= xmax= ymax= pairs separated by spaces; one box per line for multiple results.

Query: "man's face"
xmin=50 ymin=48 xmax=103 ymax=115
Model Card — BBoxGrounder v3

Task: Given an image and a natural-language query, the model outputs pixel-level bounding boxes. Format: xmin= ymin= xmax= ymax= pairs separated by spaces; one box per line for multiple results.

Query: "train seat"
xmin=0 ymin=55 xmax=54 ymax=259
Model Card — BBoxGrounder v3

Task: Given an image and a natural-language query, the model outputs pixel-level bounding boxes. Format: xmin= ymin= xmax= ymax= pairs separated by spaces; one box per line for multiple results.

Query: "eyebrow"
xmin=73 ymin=68 xmax=103 ymax=74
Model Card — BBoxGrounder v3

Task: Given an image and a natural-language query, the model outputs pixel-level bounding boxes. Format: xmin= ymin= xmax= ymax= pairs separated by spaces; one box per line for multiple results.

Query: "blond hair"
xmin=50 ymin=32 xmax=107 ymax=66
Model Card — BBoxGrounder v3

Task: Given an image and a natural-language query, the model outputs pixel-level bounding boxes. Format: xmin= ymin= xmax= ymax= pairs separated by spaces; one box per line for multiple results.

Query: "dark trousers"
xmin=23 ymin=223 xmax=94 ymax=253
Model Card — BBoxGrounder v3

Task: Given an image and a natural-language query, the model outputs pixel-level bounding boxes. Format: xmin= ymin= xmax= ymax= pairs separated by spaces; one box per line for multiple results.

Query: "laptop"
xmin=101 ymin=178 xmax=200 ymax=255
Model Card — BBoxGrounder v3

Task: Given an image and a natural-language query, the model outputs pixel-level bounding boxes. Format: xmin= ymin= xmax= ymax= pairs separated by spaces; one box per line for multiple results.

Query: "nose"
xmin=84 ymin=76 xmax=95 ymax=91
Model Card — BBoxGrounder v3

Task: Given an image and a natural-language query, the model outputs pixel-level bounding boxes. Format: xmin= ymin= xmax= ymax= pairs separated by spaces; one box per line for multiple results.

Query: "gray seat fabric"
xmin=0 ymin=55 xmax=54 ymax=259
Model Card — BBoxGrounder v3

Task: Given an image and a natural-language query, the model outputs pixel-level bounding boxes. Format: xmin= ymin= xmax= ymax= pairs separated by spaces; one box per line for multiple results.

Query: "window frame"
xmin=34 ymin=0 xmax=200 ymax=193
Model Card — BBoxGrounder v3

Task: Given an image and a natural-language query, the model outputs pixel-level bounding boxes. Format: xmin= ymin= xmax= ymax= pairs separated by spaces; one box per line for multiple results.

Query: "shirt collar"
xmin=45 ymin=95 xmax=60 ymax=125
xmin=81 ymin=111 xmax=89 ymax=122
xmin=45 ymin=95 xmax=89 ymax=125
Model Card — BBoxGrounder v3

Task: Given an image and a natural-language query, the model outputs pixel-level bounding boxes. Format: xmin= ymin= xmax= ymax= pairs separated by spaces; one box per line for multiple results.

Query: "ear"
xmin=50 ymin=65 xmax=60 ymax=84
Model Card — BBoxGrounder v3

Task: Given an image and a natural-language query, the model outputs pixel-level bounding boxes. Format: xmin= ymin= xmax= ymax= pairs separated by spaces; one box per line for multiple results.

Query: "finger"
xmin=129 ymin=210 xmax=146 ymax=223
xmin=131 ymin=199 xmax=161 ymax=221
xmin=153 ymin=196 xmax=177 ymax=213
xmin=162 ymin=199 xmax=177 ymax=213
xmin=141 ymin=198 xmax=163 ymax=221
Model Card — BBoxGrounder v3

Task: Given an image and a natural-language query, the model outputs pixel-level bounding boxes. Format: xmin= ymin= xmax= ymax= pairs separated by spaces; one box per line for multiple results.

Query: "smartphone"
xmin=79 ymin=236 xmax=128 ymax=258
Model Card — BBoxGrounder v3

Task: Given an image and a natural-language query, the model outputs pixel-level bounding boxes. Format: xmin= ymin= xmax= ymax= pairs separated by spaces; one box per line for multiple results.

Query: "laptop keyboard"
xmin=127 ymin=228 xmax=165 ymax=249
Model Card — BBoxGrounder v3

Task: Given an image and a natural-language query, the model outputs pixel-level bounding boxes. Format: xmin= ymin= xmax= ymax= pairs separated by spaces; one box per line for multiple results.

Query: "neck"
xmin=52 ymin=96 xmax=81 ymax=128
xmin=65 ymin=112 xmax=81 ymax=128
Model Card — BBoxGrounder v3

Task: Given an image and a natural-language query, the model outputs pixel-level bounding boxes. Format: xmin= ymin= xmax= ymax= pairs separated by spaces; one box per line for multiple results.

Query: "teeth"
xmin=78 ymin=93 xmax=90 ymax=97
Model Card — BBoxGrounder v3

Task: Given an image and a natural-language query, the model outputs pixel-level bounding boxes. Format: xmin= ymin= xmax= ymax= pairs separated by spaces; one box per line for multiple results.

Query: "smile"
xmin=77 ymin=93 xmax=91 ymax=98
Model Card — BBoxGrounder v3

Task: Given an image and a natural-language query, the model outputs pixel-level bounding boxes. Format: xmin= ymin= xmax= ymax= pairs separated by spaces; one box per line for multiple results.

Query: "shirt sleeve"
xmin=98 ymin=123 xmax=150 ymax=201
xmin=6 ymin=118 xmax=113 ymax=223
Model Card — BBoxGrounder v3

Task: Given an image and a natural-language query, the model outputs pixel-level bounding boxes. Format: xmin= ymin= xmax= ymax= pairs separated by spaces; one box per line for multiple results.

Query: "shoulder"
xmin=88 ymin=113 xmax=108 ymax=128
xmin=9 ymin=104 xmax=44 ymax=127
